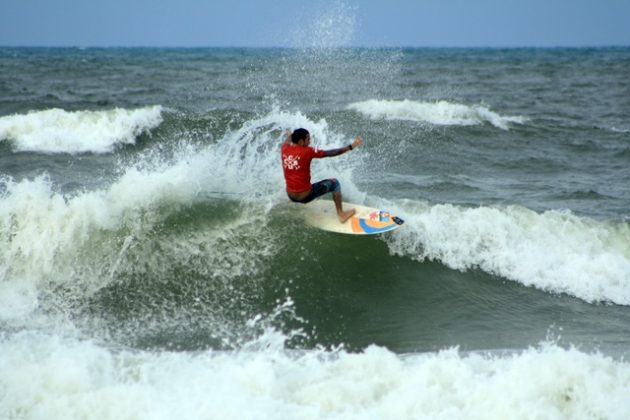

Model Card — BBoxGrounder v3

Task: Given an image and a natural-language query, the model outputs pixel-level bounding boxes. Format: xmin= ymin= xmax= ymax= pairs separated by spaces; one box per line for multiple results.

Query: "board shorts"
xmin=288 ymin=178 xmax=340 ymax=204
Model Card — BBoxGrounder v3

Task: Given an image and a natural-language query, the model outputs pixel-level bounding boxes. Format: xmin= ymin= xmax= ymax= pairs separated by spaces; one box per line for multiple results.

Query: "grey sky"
xmin=1 ymin=0 xmax=629 ymax=47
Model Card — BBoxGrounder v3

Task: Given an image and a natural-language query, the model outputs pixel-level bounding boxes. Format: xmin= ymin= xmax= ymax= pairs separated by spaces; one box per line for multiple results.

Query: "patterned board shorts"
xmin=288 ymin=178 xmax=340 ymax=204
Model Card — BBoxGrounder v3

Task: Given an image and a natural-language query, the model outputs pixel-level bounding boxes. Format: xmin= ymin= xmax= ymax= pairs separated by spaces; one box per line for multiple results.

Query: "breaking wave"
xmin=0 ymin=106 xmax=163 ymax=154
xmin=348 ymin=99 xmax=527 ymax=130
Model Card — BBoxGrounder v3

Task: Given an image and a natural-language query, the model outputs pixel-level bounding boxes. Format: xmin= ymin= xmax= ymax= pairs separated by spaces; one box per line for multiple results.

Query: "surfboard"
xmin=303 ymin=200 xmax=404 ymax=235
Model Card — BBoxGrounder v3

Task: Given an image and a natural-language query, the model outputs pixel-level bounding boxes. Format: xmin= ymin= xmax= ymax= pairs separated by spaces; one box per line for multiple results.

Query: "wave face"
xmin=0 ymin=106 xmax=163 ymax=153
xmin=348 ymin=99 xmax=527 ymax=130
xmin=0 ymin=108 xmax=628 ymax=349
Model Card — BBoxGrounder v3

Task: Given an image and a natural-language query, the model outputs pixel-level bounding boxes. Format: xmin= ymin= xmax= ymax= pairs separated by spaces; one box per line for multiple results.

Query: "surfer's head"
xmin=291 ymin=128 xmax=310 ymax=145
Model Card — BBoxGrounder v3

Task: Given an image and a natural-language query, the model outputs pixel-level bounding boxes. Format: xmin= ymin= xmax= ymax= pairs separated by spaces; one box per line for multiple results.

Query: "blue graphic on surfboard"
xmin=303 ymin=200 xmax=404 ymax=235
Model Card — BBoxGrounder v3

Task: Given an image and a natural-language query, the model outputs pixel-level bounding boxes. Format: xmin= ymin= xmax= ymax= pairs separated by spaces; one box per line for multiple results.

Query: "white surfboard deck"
xmin=302 ymin=200 xmax=404 ymax=235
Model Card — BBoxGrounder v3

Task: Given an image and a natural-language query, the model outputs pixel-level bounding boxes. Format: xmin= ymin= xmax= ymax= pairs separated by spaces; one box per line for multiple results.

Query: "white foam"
xmin=0 ymin=167 xmax=267 ymax=321
xmin=609 ymin=126 xmax=630 ymax=134
xmin=383 ymin=200 xmax=630 ymax=305
xmin=1 ymin=331 xmax=629 ymax=420
xmin=348 ymin=99 xmax=527 ymax=130
xmin=0 ymin=106 xmax=163 ymax=154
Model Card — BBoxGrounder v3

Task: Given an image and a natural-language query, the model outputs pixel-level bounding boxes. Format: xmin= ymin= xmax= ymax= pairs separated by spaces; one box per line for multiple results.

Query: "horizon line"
xmin=2 ymin=44 xmax=629 ymax=50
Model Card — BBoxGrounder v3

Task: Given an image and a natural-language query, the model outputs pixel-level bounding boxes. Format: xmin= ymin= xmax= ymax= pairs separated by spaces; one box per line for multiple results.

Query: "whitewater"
xmin=0 ymin=106 xmax=163 ymax=154
xmin=2 ymin=331 xmax=629 ymax=420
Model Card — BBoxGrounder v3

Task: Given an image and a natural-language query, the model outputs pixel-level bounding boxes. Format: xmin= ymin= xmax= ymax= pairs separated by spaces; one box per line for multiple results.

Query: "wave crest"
xmin=0 ymin=106 xmax=163 ymax=154
xmin=385 ymin=200 xmax=630 ymax=305
xmin=348 ymin=99 xmax=527 ymax=130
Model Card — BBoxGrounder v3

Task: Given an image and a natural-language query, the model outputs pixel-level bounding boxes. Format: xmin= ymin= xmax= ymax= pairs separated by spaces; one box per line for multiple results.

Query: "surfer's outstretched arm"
xmin=323 ymin=136 xmax=362 ymax=157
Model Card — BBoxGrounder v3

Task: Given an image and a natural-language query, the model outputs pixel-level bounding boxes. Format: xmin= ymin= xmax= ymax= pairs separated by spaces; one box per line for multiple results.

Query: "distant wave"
xmin=0 ymin=106 xmax=163 ymax=154
xmin=385 ymin=200 xmax=630 ymax=305
xmin=348 ymin=99 xmax=527 ymax=130
xmin=609 ymin=126 xmax=630 ymax=134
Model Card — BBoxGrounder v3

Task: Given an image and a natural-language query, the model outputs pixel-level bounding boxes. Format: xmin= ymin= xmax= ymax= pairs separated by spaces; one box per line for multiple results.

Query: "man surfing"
xmin=281 ymin=128 xmax=362 ymax=223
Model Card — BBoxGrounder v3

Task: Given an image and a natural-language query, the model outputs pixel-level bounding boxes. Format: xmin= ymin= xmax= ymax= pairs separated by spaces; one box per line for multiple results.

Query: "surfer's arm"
xmin=323 ymin=136 xmax=362 ymax=157
xmin=323 ymin=146 xmax=352 ymax=157
xmin=283 ymin=129 xmax=292 ymax=144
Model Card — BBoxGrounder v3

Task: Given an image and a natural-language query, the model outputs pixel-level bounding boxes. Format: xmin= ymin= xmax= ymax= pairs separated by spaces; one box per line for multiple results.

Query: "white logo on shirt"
xmin=283 ymin=154 xmax=300 ymax=170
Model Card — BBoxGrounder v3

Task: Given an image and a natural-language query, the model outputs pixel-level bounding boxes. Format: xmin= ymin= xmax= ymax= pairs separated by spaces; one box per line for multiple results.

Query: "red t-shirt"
xmin=281 ymin=142 xmax=326 ymax=193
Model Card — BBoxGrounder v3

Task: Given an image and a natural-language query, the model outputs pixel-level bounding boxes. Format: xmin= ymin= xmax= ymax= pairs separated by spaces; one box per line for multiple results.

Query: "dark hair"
xmin=291 ymin=128 xmax=310 ymax=144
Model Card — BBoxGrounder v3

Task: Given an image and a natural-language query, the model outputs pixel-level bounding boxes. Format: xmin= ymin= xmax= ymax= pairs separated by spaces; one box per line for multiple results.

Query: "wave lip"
xmin=348 ymin=99 xmax=527 ymax=130
xmin=0 ymin=106 xmax=163 ymax=154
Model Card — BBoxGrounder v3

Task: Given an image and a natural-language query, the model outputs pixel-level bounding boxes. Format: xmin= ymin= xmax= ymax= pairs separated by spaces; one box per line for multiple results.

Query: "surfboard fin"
xmin=392 ymin=216 xmax=405 ymax=225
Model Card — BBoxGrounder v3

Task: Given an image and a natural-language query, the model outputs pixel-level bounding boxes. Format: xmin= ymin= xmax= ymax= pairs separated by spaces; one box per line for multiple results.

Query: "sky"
xmin=1 ymin=0 xmax=629 ymax=48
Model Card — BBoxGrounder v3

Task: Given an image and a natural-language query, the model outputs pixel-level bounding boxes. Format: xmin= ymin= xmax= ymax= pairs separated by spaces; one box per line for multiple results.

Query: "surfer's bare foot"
xmin=338 ymin=208 xmax=356 ymax=223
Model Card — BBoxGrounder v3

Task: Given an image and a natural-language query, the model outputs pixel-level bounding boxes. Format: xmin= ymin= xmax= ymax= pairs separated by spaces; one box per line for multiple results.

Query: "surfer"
xmin=280 ymin=128 xmax=361 ymax=223
xmin=281 ymin=128 xmax=362 ymax=223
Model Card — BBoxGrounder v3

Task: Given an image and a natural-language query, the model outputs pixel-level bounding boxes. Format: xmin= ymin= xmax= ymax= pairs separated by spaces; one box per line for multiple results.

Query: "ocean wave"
xmin=0 ymin=108 xmax=357 ymax=321
xmin=384 ymin=200 xmax=630 ymax=305
xmin=0 ymin=106 xmax=163 ymax=154
xmin=348 ymin=99 xmax=527 ymax=130
xmin=0 ymin=172 xmax=272 ymax=322
xmin=1 ymin=331 xmax=629 ymax=420
xmin=1 ymin=107 xmax=627 ymax=321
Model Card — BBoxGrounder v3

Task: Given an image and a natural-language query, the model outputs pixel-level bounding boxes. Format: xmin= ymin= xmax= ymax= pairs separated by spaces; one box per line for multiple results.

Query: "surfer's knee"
xmin=328 ymin=178 xmax=341 ymax=193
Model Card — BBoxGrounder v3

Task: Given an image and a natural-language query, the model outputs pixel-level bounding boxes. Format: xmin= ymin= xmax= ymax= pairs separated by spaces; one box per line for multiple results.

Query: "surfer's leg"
xmin=288 ymin=179 xmax=340 ymax=204
xmin=307 ymin=179 xmax=338 ymax=201
xmin=308 ymin=179 xmax=355 ymax=222
xmin=320 ymin=178 xmax=355 ymax=223
xmin=332 ymin=191 xmax=355 ymax=223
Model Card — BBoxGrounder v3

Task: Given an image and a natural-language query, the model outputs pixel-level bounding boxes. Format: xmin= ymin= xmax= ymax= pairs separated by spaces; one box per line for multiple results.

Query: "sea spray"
xmin=289 ymin=1 xmax=357 ymax=49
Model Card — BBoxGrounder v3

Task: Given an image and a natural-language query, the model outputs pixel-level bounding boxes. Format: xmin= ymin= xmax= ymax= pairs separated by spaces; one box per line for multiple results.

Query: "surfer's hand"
xmin=352 ymin=136 xmax=362 ymax=149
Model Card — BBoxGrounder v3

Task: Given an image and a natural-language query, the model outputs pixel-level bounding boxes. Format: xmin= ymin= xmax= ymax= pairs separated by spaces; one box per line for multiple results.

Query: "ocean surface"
xmin=1 ymin=45 xmax=629 ymax=419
